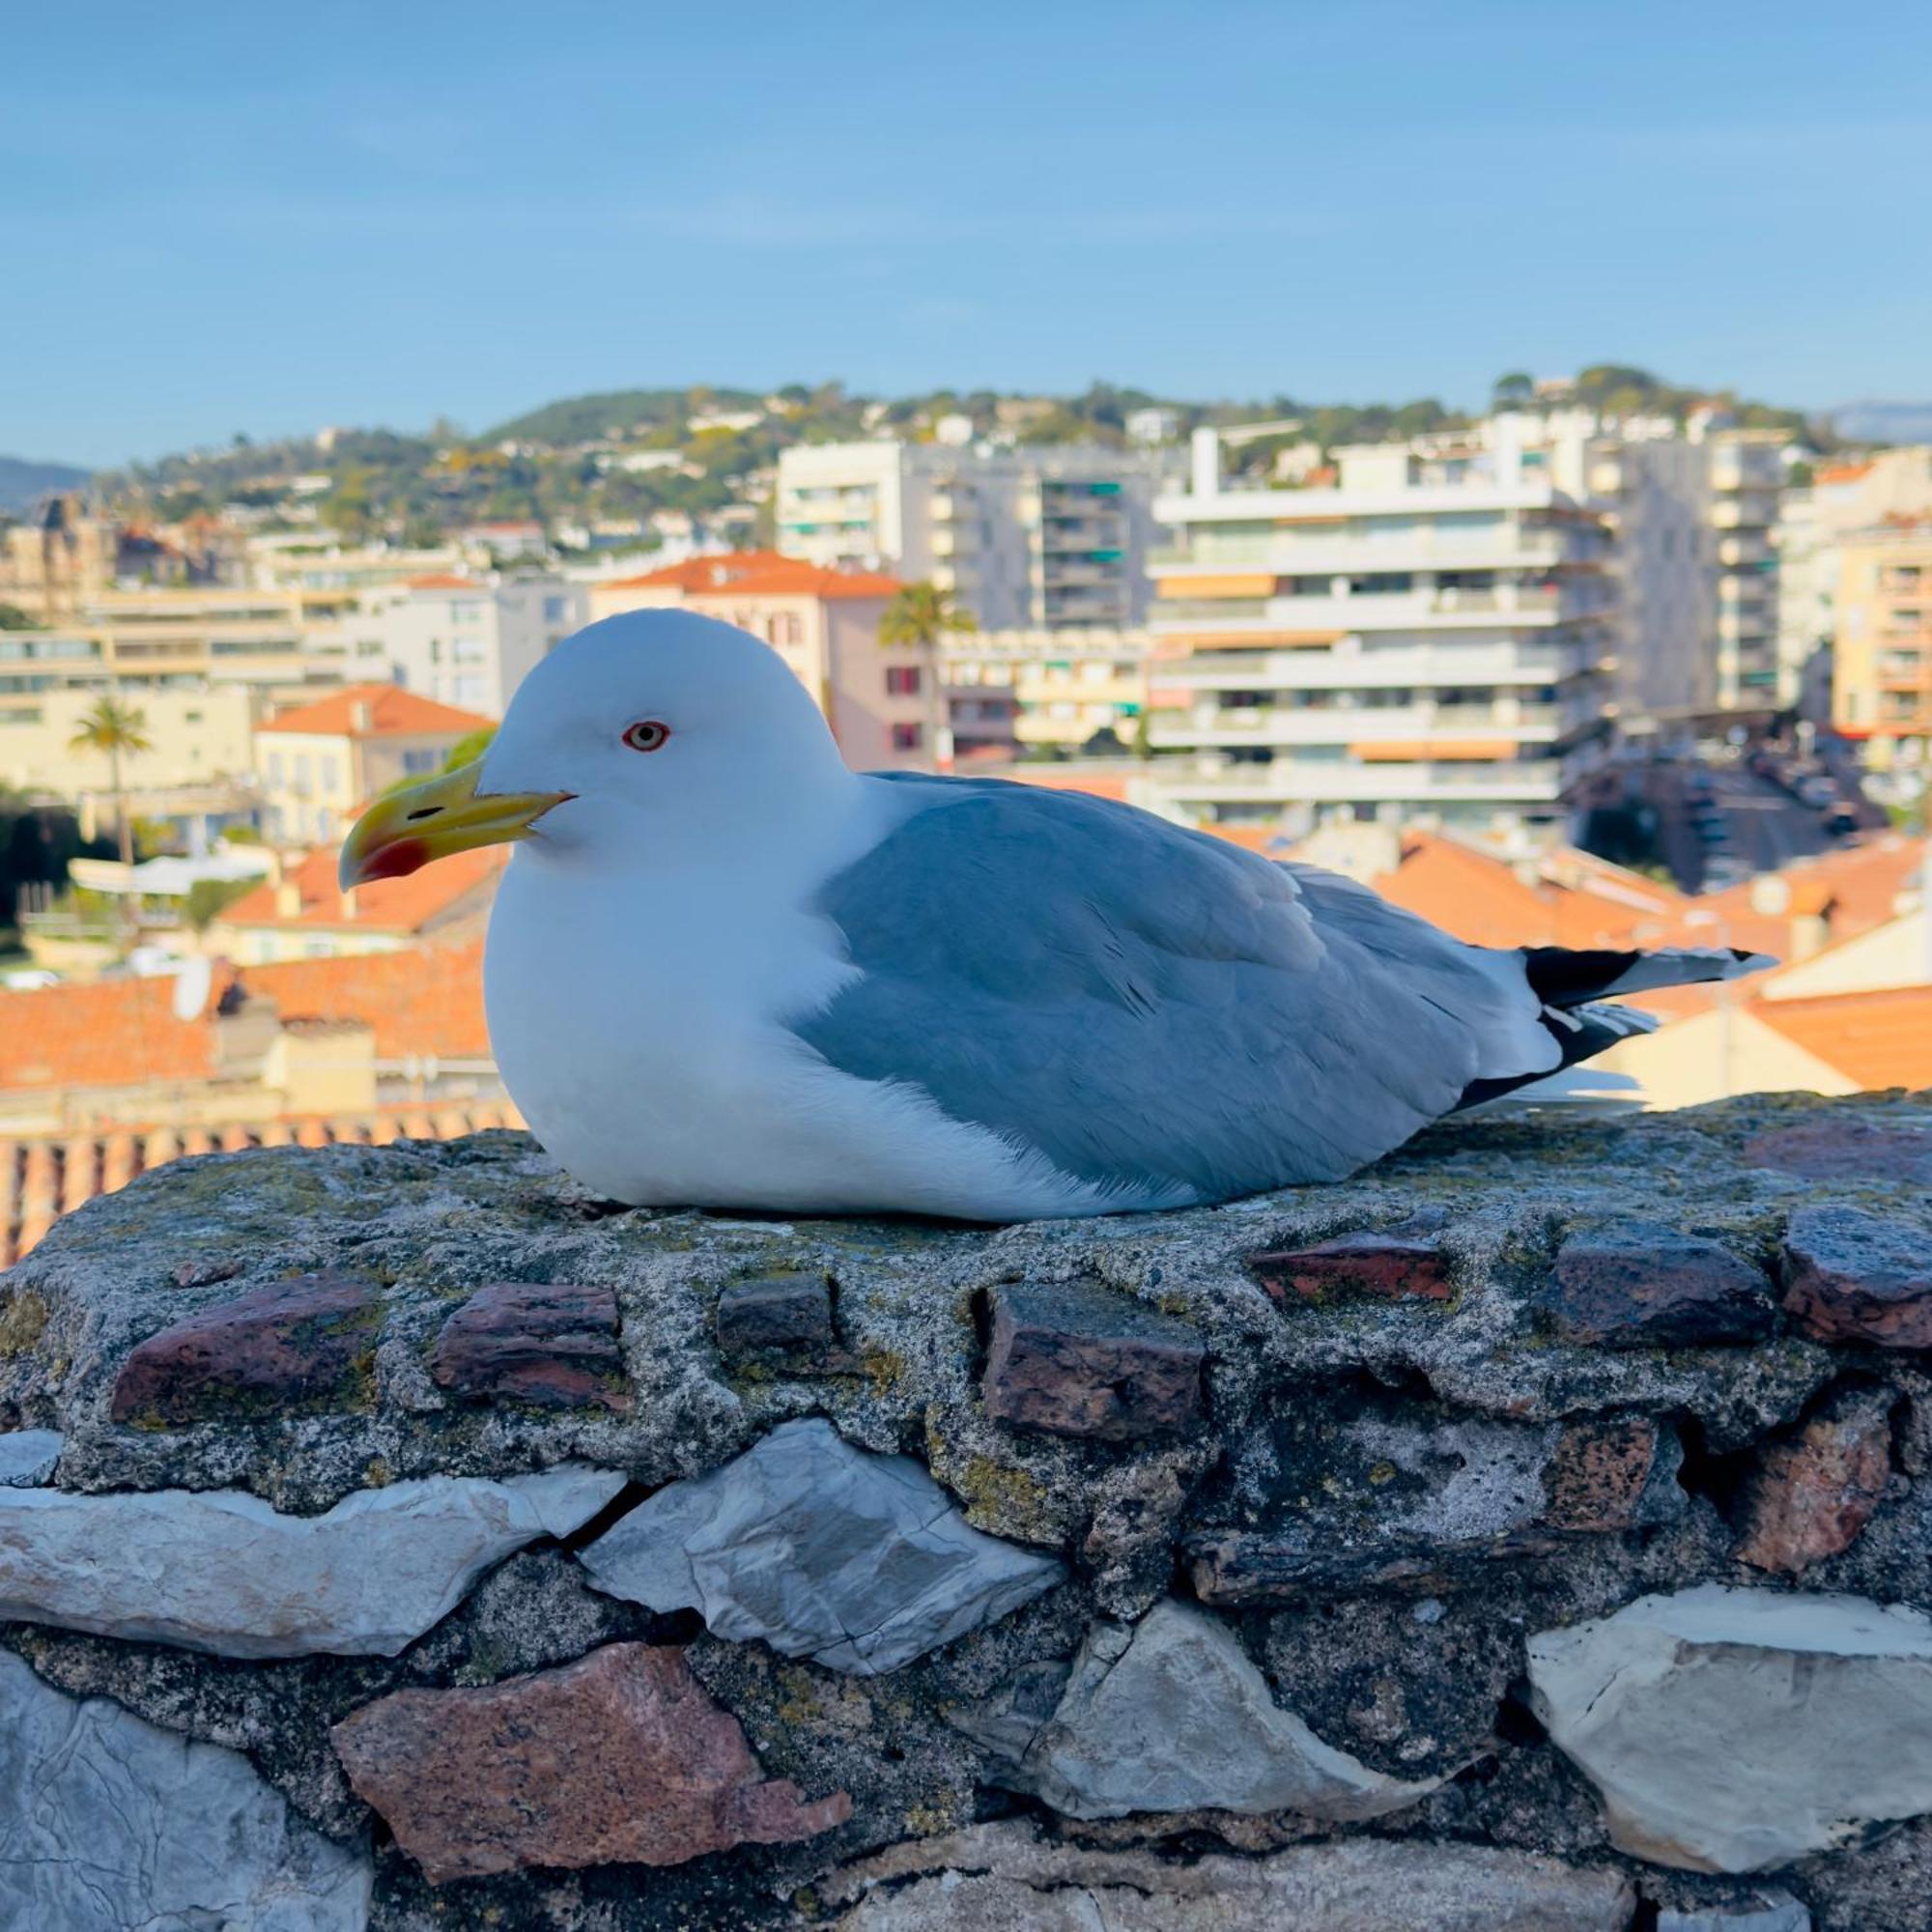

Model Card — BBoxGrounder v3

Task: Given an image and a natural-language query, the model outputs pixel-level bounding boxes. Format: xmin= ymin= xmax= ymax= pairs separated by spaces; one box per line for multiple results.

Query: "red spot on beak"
xmin=361 ymin=838 xmax=429 ymax=881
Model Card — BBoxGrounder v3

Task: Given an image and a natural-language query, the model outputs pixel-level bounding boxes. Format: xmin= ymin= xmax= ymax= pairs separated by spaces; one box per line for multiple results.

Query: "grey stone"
xmin=0 ymin=1463 xmax=624 ymax=1657
xmin=826 ymin=1820 xmax=1635 ymax=1930
xmin=970 ymin=1597 xmax=1441 ymax=1821
xmin=1528 ymin=1583 xmax=1932 ymax=1871
xmin=579 ymin=1417 xmax=1063 ymax=1674
xmin=716 ymin=1270 xmax=835 ymax=1355
xmin=0 ymin=1648 xmax=371 ymax=1931
xmin=1657 ymin=1894 xmax=1810 ymax=1932
xmin=0 ymin=1427 xmax=61 ymax=1486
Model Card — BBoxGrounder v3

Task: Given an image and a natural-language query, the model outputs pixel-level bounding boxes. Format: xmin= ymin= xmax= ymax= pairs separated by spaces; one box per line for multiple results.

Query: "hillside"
xmin=69 ymin=366 xmax=1831 ymax=550
xmin=0 ymin=455 xmax=90 ymax=514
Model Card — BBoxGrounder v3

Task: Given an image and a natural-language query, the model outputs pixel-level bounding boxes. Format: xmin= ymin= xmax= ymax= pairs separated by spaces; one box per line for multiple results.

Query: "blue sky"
xmin=6 ymin=2 xmax=1929 ymax=468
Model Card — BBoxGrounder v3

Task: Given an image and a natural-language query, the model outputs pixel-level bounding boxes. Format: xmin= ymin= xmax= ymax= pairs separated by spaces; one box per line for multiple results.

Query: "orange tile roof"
xmin=405 ymin=573 xmax=483 ymax=591
xmin=605 ymin=550 xmax=901 ymax=601
xmin=259 ymin=683 xmax=493 ymax=739
xmin=1364 ymin=832 xmax=1684 ymax=952
xmin=1750 ymin=985 xmax=1932 ymax=1094
xmin=218 ymin=845 xmax=501 ymax=934
xmin=0 ymin=1096 xmax=525 ymax=1266
xmin=1813 ymin=462 xmax=1874 ymax=486
xmin=0 ymin=939 xmax=491 ymax=1097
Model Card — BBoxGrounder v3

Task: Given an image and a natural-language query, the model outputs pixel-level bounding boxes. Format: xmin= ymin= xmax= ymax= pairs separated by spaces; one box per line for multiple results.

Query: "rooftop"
xmin=215 ymin=844 xmax=502 ymax=935
xmin=258 ymin=683 xmax=494 ymax=740
xmin=604 ymin=550 xmax=902 ymax=601
xmin=0 ymin=938 xmax=491 ymax=1097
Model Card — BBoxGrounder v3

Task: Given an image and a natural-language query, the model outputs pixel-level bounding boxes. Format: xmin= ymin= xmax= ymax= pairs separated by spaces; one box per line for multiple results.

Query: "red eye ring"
xmin=622 ymin=720 xmax=670 ymax=753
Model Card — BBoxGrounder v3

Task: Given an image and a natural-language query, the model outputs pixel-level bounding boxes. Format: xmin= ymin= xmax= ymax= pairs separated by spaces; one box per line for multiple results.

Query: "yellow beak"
xmin=337 ymin=761 xmax=573 ymax=890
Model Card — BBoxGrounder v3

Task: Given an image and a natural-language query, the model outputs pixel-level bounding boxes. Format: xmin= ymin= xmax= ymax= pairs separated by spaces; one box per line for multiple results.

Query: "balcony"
xmin=1143 ymin=755 xmax=1566 ymax=807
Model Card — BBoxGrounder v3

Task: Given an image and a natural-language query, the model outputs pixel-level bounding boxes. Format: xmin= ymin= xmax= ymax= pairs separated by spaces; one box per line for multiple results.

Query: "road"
xmin=1634 ymin=762 xmax=1833 ymax=893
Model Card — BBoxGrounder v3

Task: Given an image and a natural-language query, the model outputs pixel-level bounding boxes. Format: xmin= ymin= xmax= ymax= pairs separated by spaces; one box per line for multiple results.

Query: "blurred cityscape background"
xmin=4 ymin=5 xmax=1928 ymax=1261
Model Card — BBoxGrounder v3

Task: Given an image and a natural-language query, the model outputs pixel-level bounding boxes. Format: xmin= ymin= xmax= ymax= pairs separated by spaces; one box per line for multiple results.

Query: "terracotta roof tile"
xmin=605 ymin=550 xmax=900 ymax=601
xmin=218 ymin=845 xmax=501 ymax=933
xmin=259 ymin=683 xmax=493 ymax=739
xmin=0 ymin=1096 xmax=526 ymax=1266
xmin=1750 ymin=985 xmax=1932 ymax=1093
xmin=405 ymin=573 xmax=484 ymax=591
xmin=0 ymin=938 xmax=491 ymax=1096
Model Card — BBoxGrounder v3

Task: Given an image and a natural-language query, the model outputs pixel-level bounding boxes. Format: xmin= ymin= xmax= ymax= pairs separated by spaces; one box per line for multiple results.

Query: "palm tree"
xmin=68 ymin=696 xmax=153 ymax=867
xmin=878 ymin=582 xmax=976 ymax=771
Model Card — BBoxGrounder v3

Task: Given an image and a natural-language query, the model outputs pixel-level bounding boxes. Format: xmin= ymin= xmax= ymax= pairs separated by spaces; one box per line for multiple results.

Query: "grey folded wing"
xmin=790 ymin=779 xmax=1555 ymax=1203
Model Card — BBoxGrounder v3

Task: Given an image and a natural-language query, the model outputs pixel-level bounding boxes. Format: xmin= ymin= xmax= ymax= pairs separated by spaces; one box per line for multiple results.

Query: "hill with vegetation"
xmin=55 ymin=367 xmax=1828 ymax=553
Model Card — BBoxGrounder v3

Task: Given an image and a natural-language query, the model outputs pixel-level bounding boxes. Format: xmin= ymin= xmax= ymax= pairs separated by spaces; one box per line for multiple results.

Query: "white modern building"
xmin=939 ymin=627 xmax=1151 ymax=761
xmin=1696 ymin=423 xmax=1783 ymax=711
xmin=1143 ymin=422 xmax=1618 ymax=833
xmin=775 ymin=440 xmax=1176 ymax=631
xmin=372 ymin=575 xmax=587 ymax=718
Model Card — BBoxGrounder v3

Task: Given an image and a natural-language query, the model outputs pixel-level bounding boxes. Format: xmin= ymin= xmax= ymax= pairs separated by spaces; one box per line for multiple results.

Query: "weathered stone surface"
xmin=580 ymin=1417 xmax=1063 ymax=1674
xmin=429 ymin=1280 xmax=629 ymax=1410
xmin=1528 ymin=1584 xmax=1932 ymax=1871
xmin=332 ymin=1641 xmax=849 ymax=1884
xmin=1 ymin=1097 xmax=1929 ymax=1928
xmin=969 ymin=1598 xmax=1440 ymax=1821
xmin=0 ymin=1426 xmax=61 ymax=1486
xmin=0 ymin=1463 xmax=624 ymax=1657
xmin=1542 ymin=1226 xmax=1776 ymax=1346
xmin=1544 ymin=1416 xmax=1683 ymax=1531
xmin=1189 ymin=1406 xmax=1682 ymax=1602
xmin=1657 ymin=1895 xmax=1810 ymax=1932
xmin=716 ymin=1270 xmax=835 ymax=1355
xmin=1782 ymin=1206 xmax=1932 ymax=1350
xmin=982 ymin=1281 xmax=1205 ymax=1440
xmin=825 ymin=1820 xmax=1635 ymax=1930
xmin=111 ymin=1272 xmax=379 ymax=1424
xmin=1736 ymin=1387 xmax=1893 ymax=1574
xmin=0 ymin=1648 xmax=372 ymax=1930
xmin=1747 ymin=1119 xmax=1932 ymax=1184
xmin=1249 ymin=1231 xmax=1453 ymax=1304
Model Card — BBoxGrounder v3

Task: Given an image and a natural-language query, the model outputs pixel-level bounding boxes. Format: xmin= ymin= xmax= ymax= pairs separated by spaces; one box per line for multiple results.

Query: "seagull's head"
xmin=338 ymin=610 xmax=852 ymax=888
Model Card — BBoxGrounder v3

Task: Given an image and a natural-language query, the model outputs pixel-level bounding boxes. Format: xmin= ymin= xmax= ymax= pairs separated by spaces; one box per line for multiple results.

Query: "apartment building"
xmin=255 ymin=685 xmax=492 ymax=845
xmin=1143 ymin=423 xmax=1615 ymax=832
xmin=372 ymin=575 xmax=587 ymax=717
xmin=940 ymin=628 xmax=1150 ymax=761
xmin=1777 ymin=449 xmax=1932 ymax=714
xmin=1700 ymin=426 xmax=1784 ymax=711
xmin=1832 ymin=521 xmax=1932 ymax=764
xmin=775 ymin=440 xmax=1174 ymax=631
xmin=588 ymin=552 xmax=931 ymax=769
xmin=0 ymin=675 xmax=256 ymax=798
xmin=248 ymin=536 xmax=471 ymax=673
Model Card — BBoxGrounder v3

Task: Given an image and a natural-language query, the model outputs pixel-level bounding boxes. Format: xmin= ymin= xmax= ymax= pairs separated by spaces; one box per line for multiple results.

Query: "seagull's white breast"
xmin=482 ymin=806 xmax=1114 ymax=1219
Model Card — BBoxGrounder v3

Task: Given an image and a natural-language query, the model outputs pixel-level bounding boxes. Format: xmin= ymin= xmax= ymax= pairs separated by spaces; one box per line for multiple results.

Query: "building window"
xmin=320 ymin=754 xmax=339 ymax=791
xmin=542 ymin=595 xmax=570 ymax=623
xmin=891 ymin=723 xmax=923 ymax=752
xmin=885 ymin=665 xmax=923 ymax=696
xmin=267 ymin=753 xmax=284 ymax=785
xmin=403 ymin=748 xmax=440 ymax=775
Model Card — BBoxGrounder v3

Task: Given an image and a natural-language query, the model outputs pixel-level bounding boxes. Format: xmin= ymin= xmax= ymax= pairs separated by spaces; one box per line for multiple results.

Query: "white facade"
xmin=775 ymin=440 xmax=1176 ymax=631
xmin=940 ymin=628 xmax=1151 ymax=759
xmin=1144 ymin=424 xmax=1617 ymax=833
xmin=374 ymin=578 xmax=587 ymax=718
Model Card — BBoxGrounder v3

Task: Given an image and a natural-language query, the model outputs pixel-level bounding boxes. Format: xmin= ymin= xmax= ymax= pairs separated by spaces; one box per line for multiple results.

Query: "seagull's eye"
xmin=622 ymin=720 xmax=670 ymax=753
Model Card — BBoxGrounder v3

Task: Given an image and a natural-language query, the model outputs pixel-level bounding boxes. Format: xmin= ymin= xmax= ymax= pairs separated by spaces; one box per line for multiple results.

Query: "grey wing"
xmin=791 ymin=779 xmax=1558 ymax=1202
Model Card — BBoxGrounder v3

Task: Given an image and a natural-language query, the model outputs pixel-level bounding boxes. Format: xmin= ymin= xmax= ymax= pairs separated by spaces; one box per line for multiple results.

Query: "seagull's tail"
xmin=1452 ymin=943 xmax=1775 ymax=1111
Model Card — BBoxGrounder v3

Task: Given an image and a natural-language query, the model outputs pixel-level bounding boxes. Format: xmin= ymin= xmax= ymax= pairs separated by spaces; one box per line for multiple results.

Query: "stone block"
xmin=430 ymin=1280 xmax=629 ymax=1410
xmin=1542 ymin=1226 xmax=1776 ymax=1347
xmin=1735 ymin=1386 xmax=1893 ymax=1575
xmin=715 ymin=1270 xmax=834 ymax=1356
xmin=1782 ymin=1206 xmax=1932 ymax=1349
xmin=1248 ymin=1232 xmax=1452 ymax=1304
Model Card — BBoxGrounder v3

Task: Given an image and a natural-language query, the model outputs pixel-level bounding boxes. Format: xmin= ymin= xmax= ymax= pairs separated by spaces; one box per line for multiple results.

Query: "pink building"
xmin=588 ymin=552 xmax=935 ymax=770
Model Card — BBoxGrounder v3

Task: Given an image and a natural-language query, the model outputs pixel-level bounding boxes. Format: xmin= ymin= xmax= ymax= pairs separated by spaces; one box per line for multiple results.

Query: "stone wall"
xmin=0 ymin=1093 xmax=1929 ymax=1931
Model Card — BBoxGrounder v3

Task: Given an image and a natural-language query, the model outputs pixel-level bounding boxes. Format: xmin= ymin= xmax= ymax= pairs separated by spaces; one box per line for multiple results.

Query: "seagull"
xmin=340 ymin=611 xmax=1771 ymax=1221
